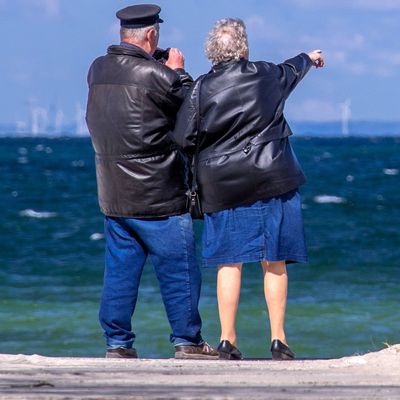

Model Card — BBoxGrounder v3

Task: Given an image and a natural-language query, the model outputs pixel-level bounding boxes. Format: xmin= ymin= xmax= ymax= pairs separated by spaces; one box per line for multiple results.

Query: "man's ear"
xmin=147 ymin=28 xmax=157 ymax=42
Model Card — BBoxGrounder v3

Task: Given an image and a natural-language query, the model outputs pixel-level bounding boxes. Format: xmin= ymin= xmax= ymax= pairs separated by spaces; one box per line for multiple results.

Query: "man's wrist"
xmin=303 ymin=52 xmax=314 ymax=66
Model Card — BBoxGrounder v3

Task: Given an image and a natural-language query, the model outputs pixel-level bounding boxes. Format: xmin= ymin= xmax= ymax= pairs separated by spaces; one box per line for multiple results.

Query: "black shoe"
xmin=106 ymin=347 xmax=138 ymax=359
xmin=175 ymin=341 xmax=219 ymax=360
xmin=270 ymin=339 xmax=295 ymax=360
xmin=217 ymin=340 xmax=243 ymax=360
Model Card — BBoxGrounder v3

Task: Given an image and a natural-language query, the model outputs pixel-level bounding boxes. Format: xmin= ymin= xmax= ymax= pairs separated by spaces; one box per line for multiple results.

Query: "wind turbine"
xmin=340 ymin=99 xmax=351 ymax=136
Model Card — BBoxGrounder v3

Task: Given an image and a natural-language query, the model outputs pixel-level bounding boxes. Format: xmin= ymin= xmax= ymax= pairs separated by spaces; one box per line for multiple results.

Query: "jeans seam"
xmin=178 ymin=215 xmax=193 ymax=337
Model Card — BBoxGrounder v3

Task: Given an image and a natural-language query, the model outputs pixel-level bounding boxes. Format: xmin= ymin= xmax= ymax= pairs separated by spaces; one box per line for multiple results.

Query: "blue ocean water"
xmin=0 ymin=135 xmax=399 ymax=359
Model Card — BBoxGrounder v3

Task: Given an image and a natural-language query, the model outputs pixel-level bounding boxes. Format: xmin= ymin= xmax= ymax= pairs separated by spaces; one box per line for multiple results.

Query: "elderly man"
xmin=171 ymin=18 xmax=324 ymax=360
xmin=86 ymin=4 xmax=217 ymax=359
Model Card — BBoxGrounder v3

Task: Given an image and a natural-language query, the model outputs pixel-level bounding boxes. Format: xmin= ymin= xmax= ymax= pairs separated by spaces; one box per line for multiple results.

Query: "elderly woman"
xmin=171 ymin=18 xmax=324 ymax=360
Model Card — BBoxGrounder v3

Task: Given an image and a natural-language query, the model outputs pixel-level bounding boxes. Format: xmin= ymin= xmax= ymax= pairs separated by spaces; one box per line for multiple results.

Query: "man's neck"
xmin=121 ymin=40 xmax=151 ymax=55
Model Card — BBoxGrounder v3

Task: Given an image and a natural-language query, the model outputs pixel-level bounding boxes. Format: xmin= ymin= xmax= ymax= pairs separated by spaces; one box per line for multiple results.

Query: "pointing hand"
xmin=307 ymin=49 xmax=325 ymax=68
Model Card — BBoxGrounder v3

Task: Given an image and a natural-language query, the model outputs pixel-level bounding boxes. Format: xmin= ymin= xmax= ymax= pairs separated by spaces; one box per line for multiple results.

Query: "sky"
xmin=1 ymin=0 xmax=400 ymax=130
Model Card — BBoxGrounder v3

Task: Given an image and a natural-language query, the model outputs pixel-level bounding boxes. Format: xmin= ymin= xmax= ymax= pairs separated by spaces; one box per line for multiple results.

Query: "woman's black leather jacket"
xmin=170 ymin=53 xmax=312 ymax=213
xmin=86 ymin=44 xmax=193 ymax=218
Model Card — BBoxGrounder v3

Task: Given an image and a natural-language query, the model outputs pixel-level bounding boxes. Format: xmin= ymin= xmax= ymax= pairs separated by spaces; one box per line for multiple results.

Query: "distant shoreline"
xmin=1 ymin=133 xmax=400 ymax=138
xmin=1 ymin=120 xmax=400 ymax=138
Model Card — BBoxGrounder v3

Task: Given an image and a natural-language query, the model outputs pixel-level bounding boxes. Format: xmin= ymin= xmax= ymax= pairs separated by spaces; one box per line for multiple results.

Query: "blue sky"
xmin=1 ymin=0 xmax=400 ymax=129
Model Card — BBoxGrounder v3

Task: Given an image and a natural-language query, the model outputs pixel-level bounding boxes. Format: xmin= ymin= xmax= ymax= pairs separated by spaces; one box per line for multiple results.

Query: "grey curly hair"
xmin=205 ymin=18 xmax=249 ymax=65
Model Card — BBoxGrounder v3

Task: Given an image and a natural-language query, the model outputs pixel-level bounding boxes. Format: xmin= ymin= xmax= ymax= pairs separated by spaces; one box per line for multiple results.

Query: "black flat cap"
xmin=116 ymin=4 xmax=163 ymax=28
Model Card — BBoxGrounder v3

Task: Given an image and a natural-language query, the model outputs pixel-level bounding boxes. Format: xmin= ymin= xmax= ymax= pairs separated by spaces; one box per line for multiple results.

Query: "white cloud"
xmin=108 ymin=24 xmax=185 ymax=47
xmin=286 ymin=99 xmax=340 ymax=121
xmin=244 ymin=16 xmax=399 ymax=79
xmin=350 ymin=33 xmax=365 ymax=48
xmin=324 ymin=51 xmax=369 ymax=76
xmin=327 ymin=48 xmax=400 ymax=78
xmin=286 ymin=0 xmax=400 ymax=10
xmin=12 ymin=71 xmax=31 ymax=84
xmin=160 ymin=27 xmax=184 ymax=47
xmin=297 ymin=32 xmax=370 ymax=76
xmin=392 ymin=53 xmax=400 ymax=65
xmin=245 ymin=15 xmax=265 ymax=34
xmin=346 ymin=63 xmax=368 ymax=75
xmin=15 ymin=0 xmax=60 ymax=17
xmin=328 ymin=51 xmax=346 ymax=63
xmin=285 ymin=0 xmax=323 ymax=7
xmin=333 ymin=50 xmax=400 ymax=78
xmin=109 ymin=24 xmax=181 ymax=45
xmin=242 ymin=17 xmax=370 ymax=77
xmin=374 ymin=51 xmax=400 ymax=67
xmin=374 ymin=67 xmax=393 ymax=78
xmin=245 ymin=15 xmax=281 ymax=41
xmin=34 ymin=0 xmax=60 ymax=17
xmin=300 ymin=33 xmax=366 ymax=51
xmin=365 ymin=51 xmax=400 ymax=77
xmin=354 ymin=0 xmax=400 ymax=10
xmin=109 ymin=21 xmax=120 ymax=40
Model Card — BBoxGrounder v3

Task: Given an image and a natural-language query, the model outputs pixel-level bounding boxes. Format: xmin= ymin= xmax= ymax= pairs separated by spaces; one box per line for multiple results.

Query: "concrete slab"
xmin=0 ymin=345 xmax=399 ymax=399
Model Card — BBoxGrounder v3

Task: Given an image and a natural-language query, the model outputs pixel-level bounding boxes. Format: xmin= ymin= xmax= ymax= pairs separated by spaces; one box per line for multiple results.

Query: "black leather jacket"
xmin=171 ymin=53 xmax=312 ymax=213
xmin=86 ymin=44 xmax=193 ymax=218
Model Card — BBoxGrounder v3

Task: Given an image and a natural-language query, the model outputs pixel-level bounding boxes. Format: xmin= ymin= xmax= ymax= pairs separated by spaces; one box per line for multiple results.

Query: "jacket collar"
xmin=107 ymin=43 xmax=153 ymax=60
xmin=212 ymin=58 xmax=246 ymax=72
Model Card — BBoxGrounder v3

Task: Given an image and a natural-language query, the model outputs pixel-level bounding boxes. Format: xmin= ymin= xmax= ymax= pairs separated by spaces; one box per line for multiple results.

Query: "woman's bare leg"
xmin=217 ymin=263 xmax=243 ymax=346
xmin=261 ymin=261 xmax=288 ymax=344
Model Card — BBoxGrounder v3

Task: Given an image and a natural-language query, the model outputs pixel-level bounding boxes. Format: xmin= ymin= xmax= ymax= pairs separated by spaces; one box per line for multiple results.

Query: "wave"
xmin=19 ymin=209 xmax=57 ymax=218
xmin=383 ymin=168 xmax=399 ymax=176
xmin=90 ymin=233 xmax=104 ymax=241
xmin=313 ymin=195 xmax=346 ymax=204
xmin=18 ymin=157 xmax=29 ymax=164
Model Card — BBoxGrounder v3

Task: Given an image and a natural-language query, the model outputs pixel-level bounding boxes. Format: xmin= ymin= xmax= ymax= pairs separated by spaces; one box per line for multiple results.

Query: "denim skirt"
xmin=202 ymin=190 xmax=308 ymax=267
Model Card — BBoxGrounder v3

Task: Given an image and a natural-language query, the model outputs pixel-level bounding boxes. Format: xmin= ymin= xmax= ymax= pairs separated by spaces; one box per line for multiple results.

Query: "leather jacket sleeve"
xmin=162 ymin=69 xmax=193 ymax=118
xmin=276 ymin=53 xmax=313 ymax=99
xmin=169 ymin=78 xmax=200 ymax=154
xmin=174 ymin=68 xmax=194 ymax=89
xmin=170 ymin=54 xmax=312 ymax=154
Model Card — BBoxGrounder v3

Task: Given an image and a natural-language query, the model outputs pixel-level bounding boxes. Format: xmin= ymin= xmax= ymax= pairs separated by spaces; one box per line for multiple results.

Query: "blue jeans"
xmin=99 ymin=213 xmax=203 ymax=349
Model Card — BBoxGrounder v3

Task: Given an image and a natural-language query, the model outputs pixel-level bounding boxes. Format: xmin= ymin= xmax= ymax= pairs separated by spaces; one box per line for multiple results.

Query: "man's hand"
xmin=307 ymin=49 xmax=325 ymax=68
xmin=165 ymin=48 xmax=185 ymax=70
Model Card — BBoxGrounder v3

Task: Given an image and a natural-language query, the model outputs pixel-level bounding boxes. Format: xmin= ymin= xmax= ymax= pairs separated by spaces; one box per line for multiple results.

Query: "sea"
xmin=0 ymin=133 xmax=399 ymax=359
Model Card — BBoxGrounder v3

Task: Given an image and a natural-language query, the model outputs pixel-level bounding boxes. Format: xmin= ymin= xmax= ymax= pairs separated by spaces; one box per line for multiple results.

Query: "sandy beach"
xmin=0 ymin=344 xmax=399 ymax=399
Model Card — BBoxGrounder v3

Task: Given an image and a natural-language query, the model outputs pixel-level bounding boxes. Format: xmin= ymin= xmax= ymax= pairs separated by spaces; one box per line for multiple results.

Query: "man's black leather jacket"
xmin=170 ymin=53 xmax=313 ymax=213
xmin=86 ymin=44 xmax=193 ymax=218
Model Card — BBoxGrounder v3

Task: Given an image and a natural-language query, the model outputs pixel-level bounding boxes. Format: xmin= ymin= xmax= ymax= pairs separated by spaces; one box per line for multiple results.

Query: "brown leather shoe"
xmin=175 ymin=341 xmax=219 ymax=360
xmin=105 ymin=347 xmax=138 ymax=359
